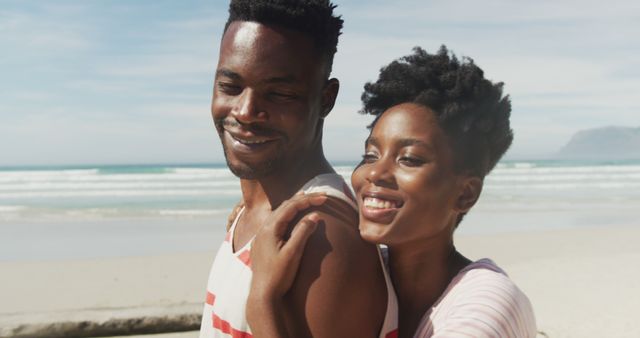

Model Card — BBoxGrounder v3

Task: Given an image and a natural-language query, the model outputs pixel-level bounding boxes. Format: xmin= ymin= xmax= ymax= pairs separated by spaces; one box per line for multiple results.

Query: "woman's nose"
xmin=365 ymin=157 xmax=395 ymax=187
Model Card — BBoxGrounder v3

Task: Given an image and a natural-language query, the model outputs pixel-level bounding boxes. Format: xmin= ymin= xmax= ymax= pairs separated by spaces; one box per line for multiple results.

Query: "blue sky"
xmin=1 ymin=0 xmax=638 ymax=166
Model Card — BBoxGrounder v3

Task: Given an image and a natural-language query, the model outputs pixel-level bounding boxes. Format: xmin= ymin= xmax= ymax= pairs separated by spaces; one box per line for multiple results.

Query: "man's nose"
xmin=231 ymin=89 xmax=268 ymax=124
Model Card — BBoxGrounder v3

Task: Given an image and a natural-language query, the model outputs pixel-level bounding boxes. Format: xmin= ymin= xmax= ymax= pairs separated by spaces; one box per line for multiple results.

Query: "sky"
xmin=1 ymin=0 xmax=638 ymax=166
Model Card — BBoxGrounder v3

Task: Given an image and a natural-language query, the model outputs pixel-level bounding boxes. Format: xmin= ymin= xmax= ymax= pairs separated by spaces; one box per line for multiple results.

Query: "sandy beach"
xmin=2 ymin=224 xmax=639 ymax=337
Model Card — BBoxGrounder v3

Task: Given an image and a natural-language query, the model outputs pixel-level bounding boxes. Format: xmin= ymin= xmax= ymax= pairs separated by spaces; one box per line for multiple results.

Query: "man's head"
xmin=213 ymin=0 xmax=343 ymax=179
xmin=224 ymin=0 xmax=343 ymax=77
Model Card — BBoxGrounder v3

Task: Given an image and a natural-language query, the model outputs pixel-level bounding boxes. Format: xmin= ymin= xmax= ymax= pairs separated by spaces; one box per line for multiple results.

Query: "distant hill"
xmin=555 ymin=126 xmax=640 ymax=160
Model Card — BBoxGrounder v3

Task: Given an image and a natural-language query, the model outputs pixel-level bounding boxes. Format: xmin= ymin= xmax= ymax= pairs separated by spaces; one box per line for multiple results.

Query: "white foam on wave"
xmin=487 ymin=172 xmax=640 ymax=182
xmin=514 ymin=162 xmax=536 ymax=169
xmin=157 ymin=209 xmax=229 ymax=216
xmin=491 ymin=165 xmax=640 ymax=176
xmin=0 ymin=205 xmax=26 ymax=212
xmin=0 ymin=180 xmax=240 ymax=192
xmin=0 ymin=167 xmax=238 ymax=183
xmin=0 ymin=169 xmax=100 ymax=183
xmin=0 ymin=189 xmax=242 ymax=199
xmin=485 ymin=182 xmax=640 ymax=190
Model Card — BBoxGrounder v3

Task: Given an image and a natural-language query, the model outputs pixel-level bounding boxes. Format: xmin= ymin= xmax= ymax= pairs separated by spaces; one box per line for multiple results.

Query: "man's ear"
xmin=455 ymin=176 xmax=483 ymax=214
xmin=320 ymin=78 xmax=339 ymax=118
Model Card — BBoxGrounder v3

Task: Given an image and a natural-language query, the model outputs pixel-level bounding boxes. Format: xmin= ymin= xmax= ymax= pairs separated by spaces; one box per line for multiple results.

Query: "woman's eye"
xmin=399 ymin=156 xmax=425 ymax=166
xmin=218 ymin=83 xmax=242 ymax=95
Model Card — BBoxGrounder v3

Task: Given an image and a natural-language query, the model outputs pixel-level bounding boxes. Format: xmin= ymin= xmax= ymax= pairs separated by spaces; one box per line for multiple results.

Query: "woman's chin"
xmin=358 ymin=223 xmax=389 ymax=245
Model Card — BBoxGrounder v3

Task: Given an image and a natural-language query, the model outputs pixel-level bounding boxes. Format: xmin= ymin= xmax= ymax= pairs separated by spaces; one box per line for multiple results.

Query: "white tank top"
xmin=199 ymin=173 xmax=398 ymax=338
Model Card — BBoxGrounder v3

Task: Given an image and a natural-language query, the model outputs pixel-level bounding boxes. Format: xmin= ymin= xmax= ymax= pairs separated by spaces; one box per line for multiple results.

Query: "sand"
xmin=2 ymin=224 xmax=639 ymax=337
xmin=456 ymin=225 xmax=640 ymax=338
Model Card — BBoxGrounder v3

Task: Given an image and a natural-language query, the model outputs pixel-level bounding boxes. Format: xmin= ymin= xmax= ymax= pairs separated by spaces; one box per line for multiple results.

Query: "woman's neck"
xmin=388 ymin=234 xmax=471 ymax=338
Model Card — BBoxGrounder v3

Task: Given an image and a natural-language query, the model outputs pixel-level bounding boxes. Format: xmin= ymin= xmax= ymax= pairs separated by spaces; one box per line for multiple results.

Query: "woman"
xmin=245 ymin=46 xmax=537 ymax=338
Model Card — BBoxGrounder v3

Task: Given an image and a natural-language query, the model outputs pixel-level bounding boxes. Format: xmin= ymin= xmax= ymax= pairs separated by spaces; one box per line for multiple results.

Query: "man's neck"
xmin=240 ymin=151 xmax=334 ymax=211
xmin=231 ymin=151 xmax=333 ymax=251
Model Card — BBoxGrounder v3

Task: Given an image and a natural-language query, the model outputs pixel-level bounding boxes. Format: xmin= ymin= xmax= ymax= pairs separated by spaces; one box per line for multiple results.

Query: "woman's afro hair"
xmin=361 ymin=46 xmax=513 ymax=177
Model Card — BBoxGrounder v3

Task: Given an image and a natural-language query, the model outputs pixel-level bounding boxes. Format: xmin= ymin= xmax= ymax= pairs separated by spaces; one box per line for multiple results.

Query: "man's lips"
xmin=218 ymin=118 xmax=283 ymax=143
xmin=225 ymin=128 xmax=278 ymax=145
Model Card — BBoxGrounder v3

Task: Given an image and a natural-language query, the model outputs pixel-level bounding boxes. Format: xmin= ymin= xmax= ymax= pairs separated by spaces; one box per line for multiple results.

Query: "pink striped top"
xmin=413 ymin=259 xmax=536 ymax=338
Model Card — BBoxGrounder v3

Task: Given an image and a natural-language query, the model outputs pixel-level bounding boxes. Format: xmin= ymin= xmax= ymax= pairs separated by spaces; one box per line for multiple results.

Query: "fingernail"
xmin=308 ymin=213 xmax=320 ymax=222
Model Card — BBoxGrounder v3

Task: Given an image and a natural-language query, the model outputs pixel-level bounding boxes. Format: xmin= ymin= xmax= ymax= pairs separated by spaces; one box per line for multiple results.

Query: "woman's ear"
xmin=320 ymin=78 xmax=339 ymax=118
xmin=455 ymin=176 xmax=483 ymax=213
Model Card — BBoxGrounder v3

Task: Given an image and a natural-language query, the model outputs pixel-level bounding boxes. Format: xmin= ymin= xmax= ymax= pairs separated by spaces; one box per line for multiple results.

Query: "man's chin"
xmin=225 ymin=157 xmax=279 ymax=180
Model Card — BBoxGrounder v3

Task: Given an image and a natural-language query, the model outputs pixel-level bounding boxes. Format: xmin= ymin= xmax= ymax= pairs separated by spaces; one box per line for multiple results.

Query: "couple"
xmin=200 ymin=1 xmax=536 ymax=337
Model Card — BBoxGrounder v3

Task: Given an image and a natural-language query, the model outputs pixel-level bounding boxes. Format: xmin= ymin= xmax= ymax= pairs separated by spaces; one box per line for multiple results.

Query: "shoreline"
xmin=2 ymin=224 xmax=639 ymax=337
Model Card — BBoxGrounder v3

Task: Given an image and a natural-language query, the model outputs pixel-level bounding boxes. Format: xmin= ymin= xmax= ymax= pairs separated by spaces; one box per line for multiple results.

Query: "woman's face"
xmin=351 ymin=103 xmax=469 ymax=246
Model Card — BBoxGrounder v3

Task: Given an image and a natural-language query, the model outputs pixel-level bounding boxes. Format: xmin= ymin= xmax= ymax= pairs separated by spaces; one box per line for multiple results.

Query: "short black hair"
xmin=225 ymin=0 xmax=344 ymax=77
xmin=361 ymin=46 xmax=513 ymax=178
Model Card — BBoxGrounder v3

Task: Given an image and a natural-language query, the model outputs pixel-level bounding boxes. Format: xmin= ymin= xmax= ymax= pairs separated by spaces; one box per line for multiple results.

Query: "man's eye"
xmin=218 ymin=83 xmax=242 ymax=95
xmin=361 ymin=153 xmax=378 ymax=163
xmin=268 ymin=92 xmax=298 ymax=101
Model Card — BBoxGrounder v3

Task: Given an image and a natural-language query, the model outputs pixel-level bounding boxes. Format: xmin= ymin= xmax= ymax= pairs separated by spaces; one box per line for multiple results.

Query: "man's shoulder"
xmin=301 ymin=172 xmax=358 ymax=209
xmin=284 ymin=192 xmax=387 ymax=338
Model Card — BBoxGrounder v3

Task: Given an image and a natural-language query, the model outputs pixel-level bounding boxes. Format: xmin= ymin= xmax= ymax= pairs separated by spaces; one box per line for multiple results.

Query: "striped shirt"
xmin=199 ymin=173 xmax=398 ymax=338
xmin=413 ymin=259 xmax=536 ymax=338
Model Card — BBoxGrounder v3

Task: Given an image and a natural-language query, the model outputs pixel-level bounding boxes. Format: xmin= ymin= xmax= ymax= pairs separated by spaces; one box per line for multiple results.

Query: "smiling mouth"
xmin=363 ymin=197 xmax=403 ymax=209
xmin=225 ymin=129 xmax=279 ymax=148
xmin=229 ymin=133 xmax=273 ymax=145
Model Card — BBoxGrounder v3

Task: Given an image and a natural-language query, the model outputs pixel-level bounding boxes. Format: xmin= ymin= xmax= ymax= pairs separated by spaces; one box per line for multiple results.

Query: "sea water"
xmin=1 ymin=160 xmax=638 ymax=260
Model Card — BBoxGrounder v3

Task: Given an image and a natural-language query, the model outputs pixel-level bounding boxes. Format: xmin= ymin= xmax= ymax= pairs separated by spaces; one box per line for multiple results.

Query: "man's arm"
xmin=282 ymin=198 xmax=387 ymax=338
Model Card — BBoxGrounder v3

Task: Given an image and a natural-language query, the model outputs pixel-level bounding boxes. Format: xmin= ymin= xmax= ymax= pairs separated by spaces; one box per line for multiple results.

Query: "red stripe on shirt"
xmin=212 ymin=312 xmax=253 ymax=338
xmin=205 ymin=291 xmax=215 ymax=306
xmin=237 ymin=249 xmax=251 ymax=267
xmin=385 ymin=329 xmax=398 ymax=338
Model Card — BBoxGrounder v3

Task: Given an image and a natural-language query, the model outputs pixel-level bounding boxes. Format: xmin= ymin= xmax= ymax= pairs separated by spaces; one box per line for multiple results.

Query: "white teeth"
xmin=231 ymin=134 xmax=269 ymax=145
xmin=238 ymin=139 xmax=268 ymax=145
xmin=363 ymin=197 xmax=398 ymax=209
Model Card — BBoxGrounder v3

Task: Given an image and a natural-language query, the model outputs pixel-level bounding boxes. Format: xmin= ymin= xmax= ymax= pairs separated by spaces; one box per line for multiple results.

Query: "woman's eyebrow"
xmin=397 ymin=138 xmax=433 ymax=151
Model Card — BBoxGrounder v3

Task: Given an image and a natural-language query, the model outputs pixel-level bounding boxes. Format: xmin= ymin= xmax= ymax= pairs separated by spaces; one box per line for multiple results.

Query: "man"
xmin=200 ymin=1 xmax=391 ymax=337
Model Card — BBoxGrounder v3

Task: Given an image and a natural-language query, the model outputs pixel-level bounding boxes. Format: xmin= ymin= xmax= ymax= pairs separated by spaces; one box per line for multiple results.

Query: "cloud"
xmin=96 ymin=53 xmax=216 ymax=78
xmin=346 ymin=0 xmax=640 ymax=24
xmin=2 ymin=0 xmax=638 ymax=165
xmin=0 ymin=8 xmax=94 ymax=52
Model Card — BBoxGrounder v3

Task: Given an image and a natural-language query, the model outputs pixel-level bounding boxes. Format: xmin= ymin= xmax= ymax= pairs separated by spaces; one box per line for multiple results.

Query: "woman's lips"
xmin=360 ymin=196 xmax=402 ymax=223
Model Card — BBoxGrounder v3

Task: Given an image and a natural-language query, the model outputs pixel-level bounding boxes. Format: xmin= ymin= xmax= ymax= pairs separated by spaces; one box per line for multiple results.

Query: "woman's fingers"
xmin=226 ymin=199 xmax=245 ymax=231
xmin=281 ymin=213 xmax=320 ymax=261
xmin=270 ymin=193 xmax=327 ymax=237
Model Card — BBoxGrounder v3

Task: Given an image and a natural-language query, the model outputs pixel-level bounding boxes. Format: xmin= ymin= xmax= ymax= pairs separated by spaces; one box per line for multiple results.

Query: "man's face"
xmin=212 ymin=21 xmax=330 ymax=179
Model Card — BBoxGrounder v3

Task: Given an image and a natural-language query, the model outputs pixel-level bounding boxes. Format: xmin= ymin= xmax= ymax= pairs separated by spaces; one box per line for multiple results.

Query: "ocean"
xmin=1 ymin=160 xmax=639 ymax=260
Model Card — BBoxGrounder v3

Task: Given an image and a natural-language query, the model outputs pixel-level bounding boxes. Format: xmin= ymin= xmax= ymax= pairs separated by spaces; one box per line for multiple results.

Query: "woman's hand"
xmin=249 ymin=192 xmax=327 ymax=300
xmin=226 ymin=200 xmax=245 ymax=231
xmin=246 ymin=193 xmax=327 ymax=338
